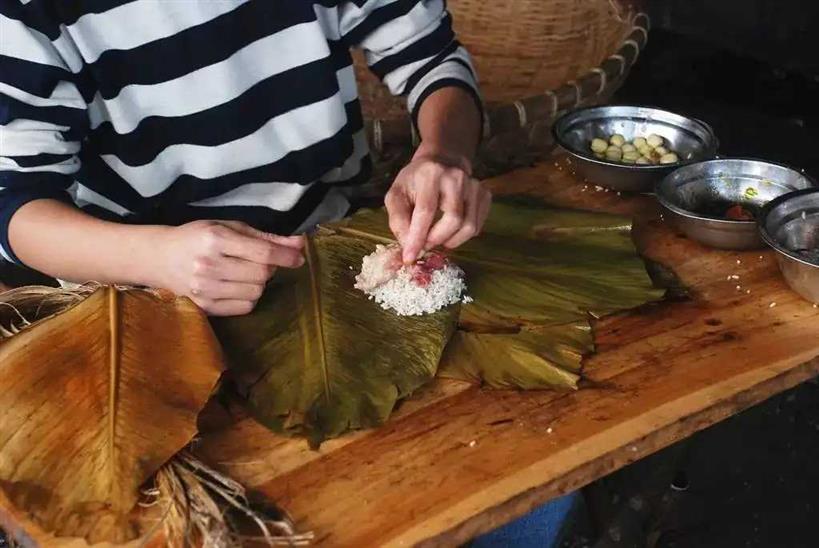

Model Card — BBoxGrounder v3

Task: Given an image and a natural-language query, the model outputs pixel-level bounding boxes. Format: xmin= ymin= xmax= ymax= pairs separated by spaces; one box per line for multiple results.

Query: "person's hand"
xmin=152 ymin=220 xmax=304 ymax=316
xmin=385 ymin=153 xmax=491 ymax=264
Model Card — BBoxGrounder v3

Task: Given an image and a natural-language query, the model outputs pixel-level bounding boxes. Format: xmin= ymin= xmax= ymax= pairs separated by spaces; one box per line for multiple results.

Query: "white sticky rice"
xmin=362 ymin=263 xmax=469 ymax=316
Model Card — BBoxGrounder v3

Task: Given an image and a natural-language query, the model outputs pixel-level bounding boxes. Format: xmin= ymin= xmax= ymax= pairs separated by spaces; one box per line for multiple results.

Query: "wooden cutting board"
xmin=197 ymin=156 xmax=819 ymax=547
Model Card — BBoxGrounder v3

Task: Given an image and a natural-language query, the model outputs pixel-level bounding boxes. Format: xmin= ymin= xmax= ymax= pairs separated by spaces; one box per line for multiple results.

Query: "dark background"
xmin=648 ymin=0 xmax=819 ymax=78
xmin=616 ymin=0 xmax=819 ymax=178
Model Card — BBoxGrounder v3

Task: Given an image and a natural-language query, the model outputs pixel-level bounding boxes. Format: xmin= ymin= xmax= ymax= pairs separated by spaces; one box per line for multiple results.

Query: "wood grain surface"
xmin=196 ymin=157 xmax=819 ymax=547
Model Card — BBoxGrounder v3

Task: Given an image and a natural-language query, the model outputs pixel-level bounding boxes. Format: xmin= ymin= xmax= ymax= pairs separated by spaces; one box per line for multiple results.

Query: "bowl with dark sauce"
xmin=655 ymin=159 xmax=815 ymax=250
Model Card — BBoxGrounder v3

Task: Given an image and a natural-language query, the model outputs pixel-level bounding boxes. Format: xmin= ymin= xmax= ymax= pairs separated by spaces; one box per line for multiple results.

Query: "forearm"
xmin=7 ymin=199 xmax=167 ymax=286
xmin=414 ymin=86 xmax=482 ymax=172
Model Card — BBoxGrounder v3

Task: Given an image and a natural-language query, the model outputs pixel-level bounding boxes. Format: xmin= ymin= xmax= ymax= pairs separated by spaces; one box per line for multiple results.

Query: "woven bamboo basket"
xmin=355 ymin=0 xmax=649 ymax=188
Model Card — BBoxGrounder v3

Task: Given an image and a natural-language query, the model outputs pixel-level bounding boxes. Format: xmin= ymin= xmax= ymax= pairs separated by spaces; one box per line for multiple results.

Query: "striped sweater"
xmin=0 ymin=0 xmax=480 ymax=264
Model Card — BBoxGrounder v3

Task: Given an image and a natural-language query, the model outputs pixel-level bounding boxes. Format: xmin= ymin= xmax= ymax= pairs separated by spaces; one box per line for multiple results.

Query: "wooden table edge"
xmin=387 ymin=354 xmax=819 ymax=548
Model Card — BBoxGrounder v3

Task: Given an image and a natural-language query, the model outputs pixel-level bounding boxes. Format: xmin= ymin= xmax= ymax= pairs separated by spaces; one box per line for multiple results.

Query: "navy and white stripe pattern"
xmin=0 ymin=0 xmax=480 ymax=264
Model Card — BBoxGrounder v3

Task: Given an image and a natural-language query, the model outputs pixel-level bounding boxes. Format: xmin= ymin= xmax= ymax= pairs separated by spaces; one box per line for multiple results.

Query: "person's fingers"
xmin=402 ymin=178 xmax=439 ymax=264
xmin=219 ymin=221 xmax=305 ymax=249
xmin=424 ymin=171 xmax=466 ymax=249
xmin=476 ymin=185 xmax=492 ymax=231
xmin=385 ymin=188 xmax=412 ymax=246
xmin=189 ymin=277 xmax=265 ymax=301
xmin=443 ymin=179 xmax=481 ymax=249
xmin=267 ymin=234 xmax=305 ymax=249
xmin=210 ymin=225 xmax=304 ymax=268
xmin=201 ymin=299 xmax=257 ymax=317
xmin=194 ymin=255 xmax=275 ymax=284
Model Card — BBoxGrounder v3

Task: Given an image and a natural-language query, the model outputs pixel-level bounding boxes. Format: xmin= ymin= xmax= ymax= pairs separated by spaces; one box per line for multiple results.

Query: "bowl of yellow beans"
xmin=553 ymin=105 xmax=719 ymax=192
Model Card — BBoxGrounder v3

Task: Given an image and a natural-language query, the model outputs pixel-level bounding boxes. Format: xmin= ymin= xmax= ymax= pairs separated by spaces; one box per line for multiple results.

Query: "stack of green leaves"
xmin=213 ymin=200 xmax=665 ymax=446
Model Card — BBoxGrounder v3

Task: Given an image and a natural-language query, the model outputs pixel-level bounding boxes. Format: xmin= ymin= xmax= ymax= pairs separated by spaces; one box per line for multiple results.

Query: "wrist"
xmin=412 ymin=142 xmax=473 ymax=175
xmin=113 ymin=224 xmax=173 ymax=288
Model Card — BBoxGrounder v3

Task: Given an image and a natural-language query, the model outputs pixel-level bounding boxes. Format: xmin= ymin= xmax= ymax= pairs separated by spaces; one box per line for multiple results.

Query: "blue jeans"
xmin=472 ymin=492 xmax=580 ymax=548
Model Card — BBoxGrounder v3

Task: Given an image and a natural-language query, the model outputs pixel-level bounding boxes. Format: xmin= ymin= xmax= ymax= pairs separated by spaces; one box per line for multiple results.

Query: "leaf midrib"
xmin=305 ymin=238 xmax=331 ymax=404
xmin=107 ymin=287 xmax=119 ymax=499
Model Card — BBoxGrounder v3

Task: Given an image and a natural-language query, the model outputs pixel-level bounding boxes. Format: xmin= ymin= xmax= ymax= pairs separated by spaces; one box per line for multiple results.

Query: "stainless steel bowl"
xmin=760 ymin=188 xmax=819 ymax=303
xmin=656 ymin=159 xmax=815 ymax=250
xmin=553 ymin=105 xmax=718 ymax=192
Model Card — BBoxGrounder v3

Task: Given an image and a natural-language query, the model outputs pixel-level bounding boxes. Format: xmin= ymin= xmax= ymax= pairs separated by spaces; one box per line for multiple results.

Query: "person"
xmin=471 ymin=492 xmax=581 ymax=548
xmin=0 ymin=0 xmax=490 ymax=315
xmin=1 ymin=1 xmax=575 ymax=545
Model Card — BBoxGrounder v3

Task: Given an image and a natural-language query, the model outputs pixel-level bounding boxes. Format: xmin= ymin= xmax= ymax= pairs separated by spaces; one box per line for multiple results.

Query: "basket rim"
xmin=367 ymin=12 xmax=652 ymax=152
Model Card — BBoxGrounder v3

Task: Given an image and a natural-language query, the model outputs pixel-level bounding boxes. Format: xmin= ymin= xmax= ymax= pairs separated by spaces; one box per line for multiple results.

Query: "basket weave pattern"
xmin=358 ymin=0 xmax=641 ymax=117
xmin=456 ymin=0 xmax=633 ymax=103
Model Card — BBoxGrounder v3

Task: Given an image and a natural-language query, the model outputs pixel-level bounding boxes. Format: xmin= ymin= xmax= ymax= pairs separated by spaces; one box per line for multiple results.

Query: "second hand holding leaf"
xmin=153 ymin=220 xmax=305 ymax=316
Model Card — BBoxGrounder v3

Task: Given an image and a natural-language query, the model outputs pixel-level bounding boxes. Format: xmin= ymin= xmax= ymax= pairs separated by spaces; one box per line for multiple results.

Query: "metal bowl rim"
xmin=660 ymin=157 xmax=818 ymax=179
xmin=552 ymin=104 xmax=719 ymax=170
xmin=655 ymin=157 xmax=818 ymax=226
xmin=758 ymin=187 xmax=819 ymax=268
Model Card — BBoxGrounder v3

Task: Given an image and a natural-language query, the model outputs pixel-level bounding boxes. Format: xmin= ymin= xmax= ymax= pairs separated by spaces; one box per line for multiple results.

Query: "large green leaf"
xmin=212 ymin=231 xmax=458 ymax=447
xmin=215 ymin=199 xmax=664 ymax=444
xmin=341 ymin=203 xmax=664 ymax=390
xmin=439 ymin=323 xmax=592 ymax=389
